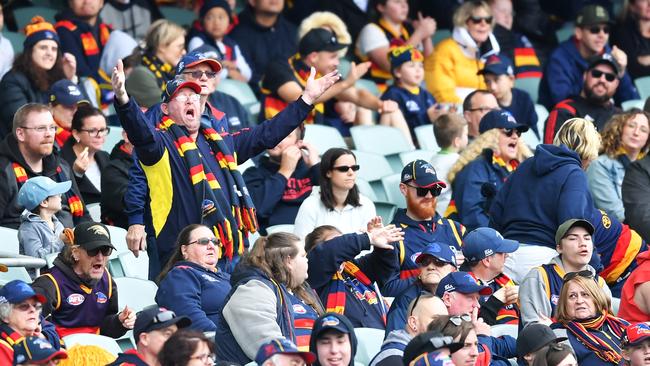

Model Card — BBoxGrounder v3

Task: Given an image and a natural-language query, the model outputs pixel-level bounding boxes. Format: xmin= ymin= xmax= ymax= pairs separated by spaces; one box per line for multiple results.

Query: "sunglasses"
xmin=187 ymin=237 xmax=221 ymax=246
xmin=14 ymin=302 xmax=43 ymax=312
xmin=182 ymin=70 xmax=218 ymax=79
xmin=563 ymin=270 xmax=594 ymax=282
xmin=332 ymin=165 xmax=360 ymax=173
xmin=405 ymin=184 xmax=443 ymax=197
xmin=448 ymin=314 xmax=472 ymax=326
xmin=590 ymin=69 xmax=617 ymax=82
xmin=152 ymin=310 xmax=178 ymax=324
xmin=418 ymin=256 xmax=451 ymax=268
xmin=468 ymin=16 xmax=493 ymax=24
xmin=87 ymin=246 xmax=113 ymax=257
xmin=174 ymin=94 xmax=201 ymax=103
xmin=586 ymin=25 xmax=610 ymax=34
xmin=503 ymin=128 xmax=523 ymax=137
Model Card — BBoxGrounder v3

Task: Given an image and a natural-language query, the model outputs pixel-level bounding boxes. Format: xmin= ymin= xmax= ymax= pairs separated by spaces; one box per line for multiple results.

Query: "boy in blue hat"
xmin=13 ymin=336 xmax=67 ymax=365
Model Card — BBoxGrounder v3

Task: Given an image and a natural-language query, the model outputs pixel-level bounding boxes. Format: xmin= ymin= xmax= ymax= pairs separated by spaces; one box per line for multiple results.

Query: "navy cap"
xmin=462 ymin=227 xmax=519 ymax=262
xmin=0 ymin=280 xmax=46 ymax=305
xmin=415 ymin=243 xmax=458 ymax=268
xmin=17 ymin=176 xmax=72 ymax=211
xmin=587 ymin=53 xmax=622 ymax=76
xmin=389 ymin=45 xmax=424 ymax=70
xmin=255 ymin=338 xmax=317 ymax=365
xmin=478 ymin=109 xmax=529 ymax=134
xmin=299 ymin=28 xmax=349 ymax=55
xmin=176 ymin=51 xmax=223 ymax=75
xmin=161 ymin=79 xmax=203 ymax=103
xmin=435 ymin=272 xmax=493 ymax=297
xmin=49 ymin=79 xmax=88 ymax=106
xmin=133 ymin=305 xmax=191 ymax=341
xmin=409 ymin=352 xmax=455 ymax=366
xmin=478 ymin=54 xmax=514 ymax=76
xmin=401 ymin=160 xmax=447 ymax=189
xmin=200 ymin=0 xmax=232 ymax=19
xmin=403 ymin=331 xmax=463 ymax=366
xmin=13 ymin=337 xmax=67 ymax=365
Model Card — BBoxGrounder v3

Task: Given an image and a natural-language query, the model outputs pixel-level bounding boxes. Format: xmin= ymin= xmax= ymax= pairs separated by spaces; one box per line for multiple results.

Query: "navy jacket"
xmin=501 ymin=88 xmax=538 ymax=139
xmin=384 ymin=283 xmax=423 ymax=337
xmin=538 ymin=38 xmax=639 ymax=109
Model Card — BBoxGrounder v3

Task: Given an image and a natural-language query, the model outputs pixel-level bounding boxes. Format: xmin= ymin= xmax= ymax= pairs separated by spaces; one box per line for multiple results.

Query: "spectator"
xmin=543 ymin=55 xmax=622 ymax=144
xmin=48 ymin=79 xmax=89 ymax=149
xmin=621 ymin=323 xmax=650 ymax=366
xmin=297 ymin=12 xmax=352 ymax=60
xmin=243 ymin=127 xmax=320 ymax=233
xmin=17 ymin=177 xmax=69 ymax=277
xmin=551 ymin=273 xmax=629 ymax=366
xmin=321 ymin=1 xmax=370 ymax=48
xmin=429 ymin=0 xmax=500 ymax=104
xmin=519 ymin=219 xmax=611 ymax=327
xmin=31 ymin=222 xmax=136 ymax=338
xmin=255 ymin=339 xmax=316 ymax=366
xmin=155 ymin=224 xmax=231 ymax=332
xmin=587 ymin=110 xmax=650 ymax=221
xmin=108 ymin=305 xmax=191 ymax=366
xmin=462 ymin=90 xmax=499 ymax=140
xmin=0 ymin=4 xmax=14 ymax=80
xmin=309 ymin=313 xmax=357 ymax=366
xmin=431 ymin=113 xmax=469 ymax=214
xmin=0 ymin=280 xmax=61 ymax=364
xmin=158 ymin=329 xmax=215 ymax=366
xmin=426 ymin=316 xmax=483 ymax=366
xmin=60 ymin=105 xmax=110 ymax=205
xmin=100 ymin=0 xmax=159 ymax=41
xmin=530 ymin=343 xmax=577 ymax=366
xmin=623 ymin=154 xmax=650 ymax=242
xmin=305 ymin=222 xmax=403 ymax=329
xmin=619 ymin=249 xmax=650 ymax=322
xmin=100 ymin=129 xmax=132 ymax=228
xmin=516 ymin=324 xmax=568 ymax=366
xmin=0 ymin=104 xmax=89 ymax=229
xmin=355 ymin=0 xmax=435 ymax=92
xmin=372 ymin=295 xmax=449 ymax=366
xmin=215 ymin=233 xmax=323 ymax=363
xmin=538 ymin=5 xmax=639 ymax=110
xmin=384 ymin=159 xmax=465 ymax=296
xmin=478 ymin=54 xmax=538 ymax=138
xmin=12 ymin=336 xmax=68 ymax=366
xmin=401 ymin=330 xmax=459 ymax=365
xmin=293 ymin=148 xmax=376 ymax=239
xmin=0 ymin=17 xmax=76 ymax=137
xmin=229 ymin=0 xmax=297 ymax=96
xmin=125 ymin=19 xmax=186 ymax=109
xmin=385 ymin=243 xmax=457 ymax=335
xmin=611 ymin=0 xmax=650 ymax=80
xmin=446 ymin=110 xmax=532 ymax=230
xmin=461 ymin=227 xmax=520 ymax=326
xmin=188 ymin=0 xmax=252 ymax=83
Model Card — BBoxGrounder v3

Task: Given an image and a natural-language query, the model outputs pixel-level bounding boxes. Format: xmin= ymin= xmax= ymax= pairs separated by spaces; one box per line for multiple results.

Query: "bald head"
xmin=406 ymin=294 xmax=448 ymax=335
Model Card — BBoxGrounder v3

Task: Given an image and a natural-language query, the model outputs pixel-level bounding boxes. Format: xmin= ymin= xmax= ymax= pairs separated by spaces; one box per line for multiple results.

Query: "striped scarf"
xmin=562 ymin=311 xmax=628 ymax=364
xmin=142 ymin=54 xmax=174 ymax=91
xmin=12 ymin=162 xmax=84 ymax=217
xmin=158 ymin=116 xmax=257 ymax=260
xmin=326 ymin=261 xmax=386 ymax=323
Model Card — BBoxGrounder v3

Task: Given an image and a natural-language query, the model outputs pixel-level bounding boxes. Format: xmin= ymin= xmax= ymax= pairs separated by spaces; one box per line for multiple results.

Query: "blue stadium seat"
xmin=514 ymin=77 xmax=541 ymax=104
xmin=115 ymin=251 xmax=149 ymax=280
xmin=102 ymin=126 xmax=123 ymax=153
xmin=356 ymin=178 xmax=378 ymax=202
xmin=381 ymin=173 xmax=405 ymax=209
xmin=354 ymin=328 xmax=385 ymax=366
xmin=159 ymin=6 xmax=195 ymax=27
xmin=0 ymin=227 xmax=19 ymax=255
xmin=622 ymin=99 xmax=645 ymax=111
xmin=113 ymin=277 xmax=158 ymax=312
xmin=3 ymin=31 xmax=25 ymax=54
xmin=350 ymin=125 xmax=414 ymax=172
xmin=399 ymin=150 xmax=436 ymax=166
xmin=635 ymin=76 xmax=650 ymax=100
xmin=374 ymin=202 xmax=398 ymax=224
xmin=355 ymin=79 xmax=381 ymax=97
xmin=304 ymin=124 xmax=348 ymax=154
xmin=432 ymin=29 xmax=452 ymax=45
xmin=0 ymin=267 xmax=31 ymax=285
xmin=217 ymin=78 xmax=260 ymax=120
xmin=352 ymin=150 xmax=394 ymax=201
xmin=413 ymin=125 xmax=440 ymax=153
xmin=14 ymin=7 xmax=58 ymax=30
xmin=555 ymin=23 xmax=575 ymax=43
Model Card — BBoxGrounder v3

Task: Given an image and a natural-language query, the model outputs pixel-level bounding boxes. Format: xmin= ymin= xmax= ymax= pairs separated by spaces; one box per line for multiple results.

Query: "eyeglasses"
xmin=174 ymin=94 xmax=201 ymax=103
xmin=182 ymin=70 xmax=219 ymax=79
xmin=19 ymin=125 xmax=57 ymax=133
xmin=332 ymin=165 xmax=360 ymax=173
xmin=448 ymin=314 xmax=472 ymax=326
xmin=503 ymin=128 xmax=523 ymax=137
xmin=562 ymin=270 xmax=594 ymax=282
xmin=190 ymin=353 xmax=216 ymax=365
xmin=418 ymin=256 xmax=451 ymax=268
xmin=590 ymin=69 xmax=617 ymax=82
xmin=405 ymin=184 xmax=443 ymax=197
xmin=586 ymin=25 xmax=610 ymax=34
xmin=80 ymin=127 xmax=111 ymax=137
xmin=86 ymin=246 xmax=113 ymax=257
xmin=468 ymin=15 xmax=493 ymax=24
xmin=14 ymin=302 xmax=43 ymax=312
xmin=186 ymin=237 xmax=221 ymax=246
xmin=467 ymin=106 xmax=497 ymax=113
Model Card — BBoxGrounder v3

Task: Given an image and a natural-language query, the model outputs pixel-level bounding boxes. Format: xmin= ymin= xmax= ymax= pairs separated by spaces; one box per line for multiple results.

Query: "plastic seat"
xmin=115 ymin=251 xmax=149 ymax=280
xmin=355 ymin=79 xmax=380 ymax=97
xmin=622 ymin=99 xmax=645 ymax=111
xmin=413 ymin=125 xmax=440 ymax=153
xmin=217 ymin=78 xmax=260 ymax=120
xmin=354 ymin=327 xmax=385 ymax=366
xmin=159 ymin=6 xmax=195 ymax=27
xmin=0 ymin=227 xmax=19 ymax=255
xmin=355 ymin=178 xmax=378 ymax=202
xmin=612 ymin=297 xmax=621 ymax=316
xmin=555 ymin=23 xmax=575 ymax=43
xmin=0 ymin=267 xmax=32 ymax=285
xmin=636 ymin=76 xmax=650 ymax=100
xmin=339 ymin=58 xmax=352 ymax=78
xmin=374 ymin=202 xmax=398 ymax=224
xmin=534 ymin=104 xmax=549 ymax=138
xmin=304 ymin=124 xmax=348 ymax=154
xmin=399 ymin=150 xmax=435 ymax=166
xmin=62 ymin=333 xmax=122 ymax=356
xmin=432 ymin=29 xmax=451 ymax=45
xmin=351 ymin=125 xmax=413 ymax=156
xmin=381 ymin=174 xmax=405 ymax=209
xmin=491 ymin=324 xmax=519 ymax=338
xmin=102 ymin=126 xmax=123 ymax=153
xmin=113 ymin=277 xmax=158 ymax=312
xmin=237 ymin=158 xmax=255 ymax=173
xmin=514 ymin=77 xmax=541 ymax=104
xmin=522 ymin=129 xmax=540 ymax=150
xmin=106 ymin=225 xmax=129 ymax=259
xmin=266 ymin=224 xmax=295 ymax=235
xmin=352 ymin=150 xmax=394 ymax=201
xmin=4 ymin=31 xmax=25 ymax=54
xmin=86 ymin=202 xmax=101 ymax=222
xmin=14 ymin=6 xmax=58 ymax=30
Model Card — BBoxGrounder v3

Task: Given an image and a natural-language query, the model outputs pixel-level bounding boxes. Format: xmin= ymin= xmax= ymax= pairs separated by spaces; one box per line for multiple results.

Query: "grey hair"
xmin=0 ymin=302 xmax=13 ymax=322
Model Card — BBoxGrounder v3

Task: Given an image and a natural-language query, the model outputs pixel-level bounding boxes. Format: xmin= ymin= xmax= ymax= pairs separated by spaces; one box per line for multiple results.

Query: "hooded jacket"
xmin=309 ymin=313 xmax=358 ymax=366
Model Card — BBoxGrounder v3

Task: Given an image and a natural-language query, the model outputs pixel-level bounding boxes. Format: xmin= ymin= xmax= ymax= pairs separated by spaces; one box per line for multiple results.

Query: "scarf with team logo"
xmin=158 ymin=116 xmax=257 ymax=260
xmin=326 ymin=261 xmax=386 ymax=324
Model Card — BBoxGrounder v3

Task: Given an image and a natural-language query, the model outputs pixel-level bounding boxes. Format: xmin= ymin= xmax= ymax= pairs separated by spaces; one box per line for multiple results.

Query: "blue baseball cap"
xmin=477 ymin=54 xmax=514 ymax=76
xmin=13 ymin=337 xmax=67 ymax=365
xmin=17 ymin=176 xmax=72 ymax=211
xmin=401 ymin=160 xmax=447 ymax=189
xmin=0 ymin=280 xmax=46 ymax=305
xmin=478 ymin=109 xmax=529 ymax=134
xmin=435 ymin=272 xmax=493 ymax=297
xmin=49 ymin=79 xmax=88 ymax=106
xmin=403 ymin=331 xmax=462 ymax=366
xmin=410 ymin=352 xmax=456 ymax=366
xmin=176 ymin=51 xmax=222 ymax=75
xmin=415 ymin=243 xmax=458 ymax=268
xmin=255 ymin=338 xmax=317 ymax=365
xmin=389 ymin=45 xmax=424 ymax=70
xmin=462 ymin=227 xmax=519 ymax=262
xmin=161 ymin=79 xmax=203 ymax=103
xmin=133 ymin=305 xmax=192 ymax=341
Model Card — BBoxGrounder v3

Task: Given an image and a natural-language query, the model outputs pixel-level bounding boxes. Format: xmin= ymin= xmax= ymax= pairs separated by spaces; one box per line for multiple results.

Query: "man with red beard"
xmin=382 ymin=160 xmax=465 ymax=296
xmin=0 ymin=104 xmax=89 ymax=229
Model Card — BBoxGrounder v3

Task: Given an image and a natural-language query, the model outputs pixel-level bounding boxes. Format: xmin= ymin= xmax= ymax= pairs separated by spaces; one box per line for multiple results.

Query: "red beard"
xmin=406 ymin=193 xmax=437 ymax=219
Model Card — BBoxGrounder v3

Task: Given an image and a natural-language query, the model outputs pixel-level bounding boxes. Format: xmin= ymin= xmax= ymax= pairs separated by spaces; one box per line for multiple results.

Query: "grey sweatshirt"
xmin=18 ymin=210 xmax=65 ymax=278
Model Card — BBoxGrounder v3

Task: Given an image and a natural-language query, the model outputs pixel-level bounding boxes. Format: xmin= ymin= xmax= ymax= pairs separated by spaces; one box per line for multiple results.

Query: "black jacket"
xmin=611 ymin=16 xmax=650 ymax=80
xmin=623 ymin=155 xmax=650 ymax=242
xmin=0 ymin=71 xmax=49 ymax=138
xmin=60 ymin=139 xmax=110 ymax=205
xmin=100 ymin=140 xmax=132 ymax=228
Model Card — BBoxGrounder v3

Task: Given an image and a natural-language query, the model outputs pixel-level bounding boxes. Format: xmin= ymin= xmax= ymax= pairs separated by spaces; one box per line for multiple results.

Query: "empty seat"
xmin=304 ymin=124 xmax=348 ymax=154
xmin=115 ymin=251 xmax=149 ymax=280
xmin=159 ymin=6 xmax=195 ymax=27
xmin=354 ymin=328 xmax=385 ymax=366
xmin=413 ymin=125 xmax=440 ymax=153
xmin=113 ymin=277 xmax=158 ymax=313
xmin=0 ymin=226 xmax=19 ymax=255
xmin=352 ymin=151 xmax=394 ymax=201
xmin=381 ymin=174 xmax=405 ymax=209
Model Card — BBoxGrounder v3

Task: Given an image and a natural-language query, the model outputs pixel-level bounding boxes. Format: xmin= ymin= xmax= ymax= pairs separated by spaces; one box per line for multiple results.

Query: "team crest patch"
xmin=96 ymin=292 xmax=108 ymax=304
xmin=551 ymin=294 xmax=559 ymax=305
xmin=202 ymin=199 xmax=216 ymax=218
xmin=602 ymin=213 xmax=611 ymax=229
xmin=411 ymin=252 xmax=422 ymax=263
xmin=293 ymin=304 xmax=307 ymax=314
xmin=67 ymin=293 xmax=85 ymax=306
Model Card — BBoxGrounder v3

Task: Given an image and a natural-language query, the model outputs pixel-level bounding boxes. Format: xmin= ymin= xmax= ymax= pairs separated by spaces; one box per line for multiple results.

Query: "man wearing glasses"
xmin=0 ymin=103 xmax=90 ymax=229
xmin=539 ymin=4 xmax=639 ymax=111
xmin=462 ymin=90 xmax=499 ymax=141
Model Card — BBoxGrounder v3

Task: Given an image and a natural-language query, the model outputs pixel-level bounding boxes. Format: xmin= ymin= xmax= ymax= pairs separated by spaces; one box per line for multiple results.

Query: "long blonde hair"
xmin=447 ymin=129 xmax=532 ymax=183
xmin=553 ymin=118 xmax=601 ymax=163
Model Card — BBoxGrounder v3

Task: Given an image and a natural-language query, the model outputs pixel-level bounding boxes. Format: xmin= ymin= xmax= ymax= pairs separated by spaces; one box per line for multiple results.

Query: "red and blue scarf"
xmin=562 ymin=311 xmax=628 ymax=364
xmin=326 ymin=261 xmax=387 ymax=324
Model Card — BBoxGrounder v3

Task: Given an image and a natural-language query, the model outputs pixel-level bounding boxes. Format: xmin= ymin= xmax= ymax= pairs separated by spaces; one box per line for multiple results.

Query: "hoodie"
xmin=309 ymin=313 xmax=358 ymax=366
xmin=369 ymin=329 xmax=413 ymax=366
xmin=18 ymin=211 xmax=65 ymax=278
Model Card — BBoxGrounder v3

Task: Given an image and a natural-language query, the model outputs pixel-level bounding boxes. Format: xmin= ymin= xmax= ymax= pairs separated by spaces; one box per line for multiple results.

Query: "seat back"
xmin=116 ymin=251 xmax=149 ymax=280
xmin=14 ymin=7 xmax=58 ymax=30
xmin=266 ymin=224 xmax=296 ymax=235
xmin=217 ymin=79 xmax=260 ymax=119
xmin=102 ymin=126 xmax=123 ymax=153
xmin=636 ymin=76 xmax=650 ymax=100
xmin=399 ymin=150 xmax=435 ymax=166
xmin=374 ymin=202 xmax=398 ymax=224
xmin=113 ymin=277 xmax=158 ymax=312
xmin=381 ymin=174 xmax=406 ymax=209
xmin=351 ymin=126 xmax=414 ymax=156
xmin=304 ymin=124 xmax=347 ymax=154
xmin=514 ymin=77 xmax=541 ymax=103
xmin=159 ymin=6 xmax=195 ymax=27
xmin=62 ymin=333 xmax=122 ymax=356
xmin=413 ymin=125 xmax=440 ymax=153
xmin=0 ymin=227 xmax=19 ymax=255
xmin=354 ymin=328 xmax=385 ymax=366
xmin=0 ymin=267 xmax=32 ymax=285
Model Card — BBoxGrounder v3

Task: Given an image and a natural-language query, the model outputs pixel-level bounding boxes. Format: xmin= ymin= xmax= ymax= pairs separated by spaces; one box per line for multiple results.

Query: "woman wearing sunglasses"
xmin=446 ymin=109 xmax=531 ymax=230
xmin=294 ymin=148 xmax=376 ymax=239
xmin=552 ymin=272 xmax=629 ymax=366
xmin=155 ymin=224 xmax=232 ymax=332
xmin=428 ymin=0 xmax=500 ymax=103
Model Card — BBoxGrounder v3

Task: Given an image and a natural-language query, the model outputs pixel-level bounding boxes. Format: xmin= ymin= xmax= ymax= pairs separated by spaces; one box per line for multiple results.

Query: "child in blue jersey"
xmin=381 ymin=45 xmax=449 ymax=146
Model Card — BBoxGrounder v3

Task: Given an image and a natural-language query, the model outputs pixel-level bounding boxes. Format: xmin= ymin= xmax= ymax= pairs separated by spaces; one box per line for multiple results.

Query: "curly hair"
xmin=447 ymin=128 xmax=532 ymax=183
xmin=599 ymin=110 xmax=650 ymax=158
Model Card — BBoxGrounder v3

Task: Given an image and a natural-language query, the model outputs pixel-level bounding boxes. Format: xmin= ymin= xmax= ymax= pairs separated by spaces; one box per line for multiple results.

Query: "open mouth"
xmin=186 ymin=108 xmax=196 ymax=119
xmin=92 ymin=263 xmax=103 ymax=271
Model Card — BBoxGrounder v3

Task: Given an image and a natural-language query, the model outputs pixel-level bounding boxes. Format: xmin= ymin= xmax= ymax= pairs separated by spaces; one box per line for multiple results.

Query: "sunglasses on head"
xmin=586 ymin=25 xmax=610 ymax=34
xmin=590 ymin=69 xmax=617 ymax=82
xmin=152 ymin=310 xmax=178 ymax=324
xmin=468 ymin=15 xmax=493 ymax=24
xmin=562 ymin=270 xmax=594 ymax=282
xmin=409 ymin=292 xmax=424 ymax=316
xmin=503 ymin=128 xmax=523 ymax=137
xmin=187 ymin=237 xmax=221 ymax=246
xmin=448 ymin=314 xmax=472 ymax=326
xmin=405 ymin=183 xmax=443 ymax=197
xmin=332 ymin=165 xmax=360 ymax=173
xmin=86 ymin=246 xmax=113 ymax=257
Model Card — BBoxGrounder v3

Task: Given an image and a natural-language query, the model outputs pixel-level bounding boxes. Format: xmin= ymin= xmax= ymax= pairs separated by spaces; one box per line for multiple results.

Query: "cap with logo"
xmin=176 ymin=51 xmax=223 ymax=75
xmin=622 ymin=322 xmax=650 ymax=348
xmin=0 ymin=280 xmax=46 ymax=305
xmin=462 ymin=227 xmax=519 ymax=262
xmin=299 ymin=28 xmax=349 ymax=55
xmin=389 ymin=45 xmax=424 ymax=70
xmin=17 ymin=176 xmax=72 ymax=211
xmin=479 ymin=109 xmax=529 ymax=134
xmin=555 ymin=218 xmax=595 ymax=246
xmin=49 ymin=79 xmax=89 ymax=106
xmin=415 ymin=243 xmax=458 ymax=268
xmin=401 ymin=160 xmax=447 ymax=189
xmin=72 ymin=222 xmax=116 ymax=252
xmin=477 ymin=54 xmax=514 ymax=76
xmin=13 ymin=336 xmax=68 ymax=365
xmin=403 ymin=331 xmax=463 ymax=366
xmin=133 ymin=305 xmax=192 ymax=341
xmin=576 ymin=5 xmax=612 ymax=27
xmin=516 ymin=323 xmax=567 ymax=357
xmin=161 ymin=78 xmax=203 ymax=103
xmin=587 ymin=53 xmax=622 ymax=76
xmin=435 ymin=271 xmax=493 ymax=297
xmin=255 ymin=338 xmax=317 ymax=365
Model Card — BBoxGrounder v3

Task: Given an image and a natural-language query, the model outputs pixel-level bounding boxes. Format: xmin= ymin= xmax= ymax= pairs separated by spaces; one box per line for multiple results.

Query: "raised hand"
xmin=346 ymin=61 xmax=371 ymax=84
xmin=414 ymin=12 xmax=437 ymax=39
xmin=73 ymin=147 xmax=90 ymax=175
xmin=366 ymin=216 xmax=383 ymax=232
xmin=302 ymin=67 xmax=341 ymax=105
xmin=112 ymin=59 xmax=129 ymax=105
xmin=119 ymin=305 xmax=136 ymax=329
xmin=62 ymin=53 xmax=77 ymax=80
xmin=368 ymin=224 xmax=403 ymax=250
xmin=611 ymin=46 xmax=628 ymax=74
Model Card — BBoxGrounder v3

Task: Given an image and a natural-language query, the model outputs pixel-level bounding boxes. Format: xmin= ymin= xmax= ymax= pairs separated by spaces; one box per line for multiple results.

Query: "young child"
xmin=431 ymin=113 xmax=468 ymax=214
xmin=17 ymin=176 xmax=71 ymax=277
xmin=622 ymin=322 xmax=650 ymax=366
xmin=187 ymin=0 xmax=251 ymax=82
xmin=479 ymin=54 xmax=539 ymax=139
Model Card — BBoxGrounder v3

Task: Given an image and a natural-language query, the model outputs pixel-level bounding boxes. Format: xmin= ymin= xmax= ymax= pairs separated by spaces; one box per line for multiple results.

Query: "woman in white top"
xmin=294 ymin=148 xmax=376 ymax=238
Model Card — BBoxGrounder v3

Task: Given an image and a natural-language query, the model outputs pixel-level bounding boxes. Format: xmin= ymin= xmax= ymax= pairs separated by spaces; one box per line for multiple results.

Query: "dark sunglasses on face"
xmin=332 ymin=165 xmax=360 ymax=173
xmin=590 ymin=69 xmax=617 ymax=82
xmin=418 ymin=256 xmax=450 ymax=268
xmin=468 ymin=15 xmax=493 ymax=24
xmin=586 ymin=25 xmax=610 ymax=34
xmin=503 ymin=128 xmax=523 ymax=137
xmin=562 ymin=270 xmax=594 ymax=282
xmin=405 ymin=184 xmax=443 ymax=197
xmin=182 ymin=70 xmax=218 ymax=79
xmin=187 ymin=237 xmax=221 ymax=246
xmin=87 ymin=246 xmax=113 ymax=257
xmin=448 ymin=314 xmax=472 ymax=326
